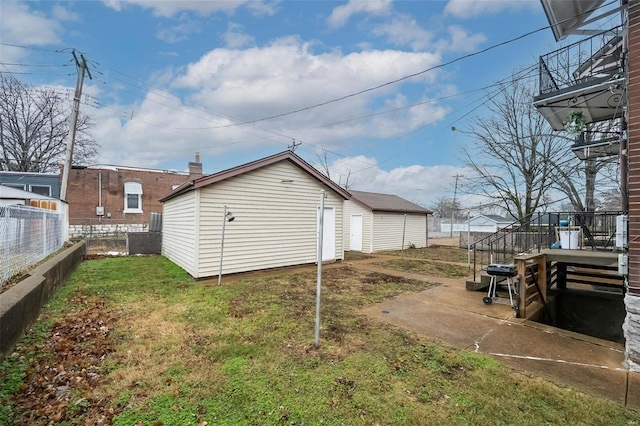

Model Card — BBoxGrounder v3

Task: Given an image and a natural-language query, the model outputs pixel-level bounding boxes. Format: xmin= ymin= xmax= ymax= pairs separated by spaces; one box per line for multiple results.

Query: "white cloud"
xmin=90 ymin=38 xmax=451 ymax=167
xmin=443 ymin=0 xmax=537 ymax=19
xmin=221 ymin=22 xmax=254 ymax=48
xmin=102 ymin=0 xmax=276 ymax=18
xmin=370 ymin=14 xmax=485 ymax=54
xmin=0 ymin=2 xmax=62 ymax=46
xmin=439 ymin=25 xmax=486 ymax=53
xmin=371 ymin=14 xmax=433 ymax=51
xmin=324 ymin=155 xmax=469 ymax=207
xmin=51 ymin=4 xmax=80 ymax=22
xmin=156 ymin=14 xmax=202 ymax=43
xmin=328 ymin=0 xmax=393 ymax=29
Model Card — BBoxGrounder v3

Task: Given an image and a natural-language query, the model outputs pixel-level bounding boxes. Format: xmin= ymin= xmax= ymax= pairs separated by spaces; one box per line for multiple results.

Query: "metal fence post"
xmin=42 ymin=210 xmax=47 ymax=257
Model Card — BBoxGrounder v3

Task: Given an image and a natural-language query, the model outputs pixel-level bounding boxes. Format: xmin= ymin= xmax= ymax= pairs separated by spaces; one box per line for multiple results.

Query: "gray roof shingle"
xmin=349 ymin=190 xmax=432 ymax=214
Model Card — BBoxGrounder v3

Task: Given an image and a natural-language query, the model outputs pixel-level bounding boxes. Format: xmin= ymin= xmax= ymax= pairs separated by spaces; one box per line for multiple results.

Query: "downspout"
xmin=98 ymin=171 xmax=102 ymax=223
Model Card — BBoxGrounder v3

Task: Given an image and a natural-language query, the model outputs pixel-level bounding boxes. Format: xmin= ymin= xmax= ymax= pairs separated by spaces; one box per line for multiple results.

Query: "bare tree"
xmin=314 ymin=147 xmax=356 ymax=190
xmin=460 ymin=77 xmax=568 ymax=221
xmin=0 ymin=75 xmax=98 ymax=172
xmin=429 ymin=196 xmax=461 ymax=219
xmin=552 ymin=120 xmax=620 ymax=212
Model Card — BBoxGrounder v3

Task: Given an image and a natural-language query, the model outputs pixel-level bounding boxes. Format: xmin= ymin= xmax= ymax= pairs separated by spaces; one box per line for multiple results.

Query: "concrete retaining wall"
xmin=0 ymin=240 xmax=85 ymax=361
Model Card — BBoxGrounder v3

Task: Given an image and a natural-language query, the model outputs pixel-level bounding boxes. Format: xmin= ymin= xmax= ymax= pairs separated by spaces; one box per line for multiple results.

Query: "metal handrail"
xmin=470 ymin=211 xmax=625 ymax=281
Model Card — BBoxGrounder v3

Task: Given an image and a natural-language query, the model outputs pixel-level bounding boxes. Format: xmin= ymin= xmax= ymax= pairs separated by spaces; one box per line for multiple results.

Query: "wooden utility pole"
xmin=288 ymin=139 xmax=301 ymax=152
xmin=60 ymin=50 xmax=92 ymax=200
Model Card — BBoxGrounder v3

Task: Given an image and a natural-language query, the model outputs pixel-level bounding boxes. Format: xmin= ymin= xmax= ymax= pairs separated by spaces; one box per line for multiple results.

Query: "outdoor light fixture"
xmin=218 ymin=206 xmax=235 ymax=286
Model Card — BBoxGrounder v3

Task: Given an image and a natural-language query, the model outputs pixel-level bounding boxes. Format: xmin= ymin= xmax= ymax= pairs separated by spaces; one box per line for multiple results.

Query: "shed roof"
xmin=0 ymin=185 xmax=59 ymax=201
xmin=349 ymin=190 xmax=432 ymax=214
xmin=480 ymin=214 xmax=514 ymax=223
xmin=160 ymin=151 xmax=351 ymax=202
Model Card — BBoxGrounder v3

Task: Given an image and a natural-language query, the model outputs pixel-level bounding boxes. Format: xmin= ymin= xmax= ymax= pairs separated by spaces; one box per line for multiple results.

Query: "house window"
xmin=29 ymin=185 xmax=51 ymax=196
xmin=124 ymin=182 xmax=143 ymax=213
xmin=1 ymin=183 xmax=26 ymax=190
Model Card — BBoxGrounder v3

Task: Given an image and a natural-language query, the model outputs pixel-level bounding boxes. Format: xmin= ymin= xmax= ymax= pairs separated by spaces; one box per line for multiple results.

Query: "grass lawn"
xmin=374 ymin=258 xmax=472 ymax=279
xmin=1 ymin=256 xmax=637 ymax=425
xmin=379 ymin=246 xmax=471 ymax=264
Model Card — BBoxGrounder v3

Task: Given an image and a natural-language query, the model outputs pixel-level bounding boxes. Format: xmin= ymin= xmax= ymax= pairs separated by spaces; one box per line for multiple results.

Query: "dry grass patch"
xmin=379 ymin=245 xmax=470 ymax=263
xmin=2 ymin=257 xmax=638 ymax=426
xmin=103 ymin=300 xmax=226 ymax=404
xmin=374 ymin=258 xmax=472 ymax=279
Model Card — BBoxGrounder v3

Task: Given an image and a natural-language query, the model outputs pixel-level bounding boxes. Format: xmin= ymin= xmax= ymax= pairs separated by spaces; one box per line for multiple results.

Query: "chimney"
xmin=188 ymin=153 xmax=203 ymax=180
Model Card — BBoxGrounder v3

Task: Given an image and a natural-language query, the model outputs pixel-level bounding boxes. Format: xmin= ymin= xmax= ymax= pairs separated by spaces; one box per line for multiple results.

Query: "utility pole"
xmin=60 ymin=50 xmax=92 ymax=200
xmin=288 ymin=139 xmax=301 ymax=152
xmin=450 ymin=174 xmax=463 ymax=238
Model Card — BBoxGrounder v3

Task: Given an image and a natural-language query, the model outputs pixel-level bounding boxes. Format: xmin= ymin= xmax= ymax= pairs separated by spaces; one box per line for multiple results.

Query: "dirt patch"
xmin=6 ymin=295 xmax=121 ymax=425
xmin=378 ymin=246 xmax=470 ymax=264
xmin=343 ymin=251 xmax=375 ymax=261
xmin=373 ymin=259 xmax=471 ymax=279
xmin=429 ymin=237 xmax=460 ymax=247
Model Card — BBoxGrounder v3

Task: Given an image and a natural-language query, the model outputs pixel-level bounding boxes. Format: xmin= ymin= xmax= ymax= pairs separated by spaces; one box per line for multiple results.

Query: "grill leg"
xmin=483 ymin=276 xmax=497 ymax=305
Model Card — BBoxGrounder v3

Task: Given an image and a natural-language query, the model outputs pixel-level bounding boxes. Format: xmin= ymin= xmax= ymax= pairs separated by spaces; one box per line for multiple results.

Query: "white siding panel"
xmin=162 ymin=192 xmax=197 ymax=276
xmin=343 ymin=200 xmax=373 ymax=253
xmin=197 ymin=160 xmax=344 ymax=277
xmin=372 ymin=212 xmax=427 ymax=252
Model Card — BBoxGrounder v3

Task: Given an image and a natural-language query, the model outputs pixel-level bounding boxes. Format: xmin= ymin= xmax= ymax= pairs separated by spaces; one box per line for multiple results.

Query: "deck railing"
xmin=470 ymin=211 xmax=625 ymax=281
xmin=539 ymin=27 xmax=623 ymax=96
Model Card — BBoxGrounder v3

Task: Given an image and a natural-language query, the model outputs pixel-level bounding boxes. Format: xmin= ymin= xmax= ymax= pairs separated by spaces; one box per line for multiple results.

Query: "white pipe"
xmin=467 ymin=211 xmax=471 ymax=269
xmin=218 ymin=205 xmax=228 ymax=286
xmin=315 ymin=190 xmax=325 ymax=349
xmin=98 ymin=171 xmax=102 ymax=223
xmin=401 ymin=213 xmax=407 ymax=255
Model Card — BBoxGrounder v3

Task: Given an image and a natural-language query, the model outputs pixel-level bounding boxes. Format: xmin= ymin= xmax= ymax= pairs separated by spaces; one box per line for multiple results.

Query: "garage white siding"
xmin=196 ymin=160 xmax=344 ymax=277
xmin=162 ymin=191 xmax=197 ymax=276
xmin=343 ymin=200 xmax=373 ymax=253
xmin=372 ymin=212 xmax=427 ymax=252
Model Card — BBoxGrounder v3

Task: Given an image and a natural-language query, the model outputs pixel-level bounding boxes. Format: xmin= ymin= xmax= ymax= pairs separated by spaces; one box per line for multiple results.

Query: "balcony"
xmin=534 ymin=27 xmax=624 ymax=131
xmin=571 ymin=128 xmax=621 ymax=160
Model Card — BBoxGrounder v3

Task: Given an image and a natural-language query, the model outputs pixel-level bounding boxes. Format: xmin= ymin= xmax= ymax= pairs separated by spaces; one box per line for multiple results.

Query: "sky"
xmin=0 ymin=0 xmax=619 ymax=208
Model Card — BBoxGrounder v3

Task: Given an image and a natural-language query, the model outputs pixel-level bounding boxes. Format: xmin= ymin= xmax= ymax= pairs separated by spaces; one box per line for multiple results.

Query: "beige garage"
xmin=160 ymin=151 xmax=350 ymax=279
xmin=344 ymin=190 xmax=432 ymax=253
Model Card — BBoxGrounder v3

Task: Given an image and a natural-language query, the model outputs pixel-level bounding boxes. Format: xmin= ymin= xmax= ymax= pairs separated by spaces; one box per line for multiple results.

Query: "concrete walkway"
xmin=345 ymin=255 xmax=638 ymax=409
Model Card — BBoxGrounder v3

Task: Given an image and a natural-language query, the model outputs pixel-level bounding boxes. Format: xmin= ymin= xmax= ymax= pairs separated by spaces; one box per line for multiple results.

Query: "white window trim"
xmin=124 ymin=182 xmax=143 ymax=214
xmin=29 ymin=184 xmax=51 ymax=196
xmin=1 ymin=183 xmax=26 ymax=190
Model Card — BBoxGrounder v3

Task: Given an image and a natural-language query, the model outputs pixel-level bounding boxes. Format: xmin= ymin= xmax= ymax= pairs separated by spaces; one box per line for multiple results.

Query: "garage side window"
xmin=124 ymin=182 xmax=143 ymax=213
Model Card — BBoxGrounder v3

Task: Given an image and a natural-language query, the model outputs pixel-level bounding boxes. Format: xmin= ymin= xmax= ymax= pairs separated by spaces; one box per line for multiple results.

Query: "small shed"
xmin=344 ymin=190 xmax=432 ymax=253
xmin=465 ymin=214 xmax=513 ymax=233
xmin=160 ymin=151 xmax=350 ymax=279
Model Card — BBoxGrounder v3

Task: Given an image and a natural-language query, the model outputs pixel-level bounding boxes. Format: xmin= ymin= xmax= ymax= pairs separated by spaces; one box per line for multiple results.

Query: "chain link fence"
xmin=77 ymin=215 xmax=163 ymax=255
xmin=1 ymin=204 xmax=65 ymax=285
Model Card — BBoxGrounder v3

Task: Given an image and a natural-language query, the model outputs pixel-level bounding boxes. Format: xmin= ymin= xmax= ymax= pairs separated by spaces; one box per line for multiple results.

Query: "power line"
xmin=173 ymin=0 xmax=617 ymax=131
xmin=0 ymin=42 xmax=71 ymax=53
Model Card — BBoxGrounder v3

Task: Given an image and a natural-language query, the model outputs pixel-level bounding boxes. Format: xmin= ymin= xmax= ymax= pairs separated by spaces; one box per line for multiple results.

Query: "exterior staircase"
xmin=467 ymin=211 xmax=623 ymax=289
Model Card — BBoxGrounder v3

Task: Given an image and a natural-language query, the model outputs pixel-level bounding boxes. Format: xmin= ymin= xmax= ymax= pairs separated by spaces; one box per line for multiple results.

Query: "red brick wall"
xmin=64 ymin=167 xmax=189 ymax=225
xmin=629 ymin=0 xmax=640 ymax=293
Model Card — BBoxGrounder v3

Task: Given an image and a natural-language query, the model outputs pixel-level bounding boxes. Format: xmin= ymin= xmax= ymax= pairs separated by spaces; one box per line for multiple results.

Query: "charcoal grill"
xmin=484 ymin=264 xmax=518 ymax=307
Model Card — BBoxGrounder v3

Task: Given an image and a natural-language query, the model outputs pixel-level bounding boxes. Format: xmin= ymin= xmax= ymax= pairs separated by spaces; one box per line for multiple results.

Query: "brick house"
xmin=64 ymin=155 xmax=203 ymax=235
xmin=536 ymin=1 xmax=640 ymax=370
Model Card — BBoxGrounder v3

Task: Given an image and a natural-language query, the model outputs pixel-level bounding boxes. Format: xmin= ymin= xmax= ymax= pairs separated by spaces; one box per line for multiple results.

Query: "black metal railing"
xmin=470 ymin=211 xmax=625 ymax=281
xmin=539 ymin=27 xmax=623 ymax=96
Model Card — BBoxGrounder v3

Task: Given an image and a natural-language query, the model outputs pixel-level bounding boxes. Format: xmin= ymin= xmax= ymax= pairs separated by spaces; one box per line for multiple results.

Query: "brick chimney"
xmin=188 ymin=153 xmax=203 ymax=180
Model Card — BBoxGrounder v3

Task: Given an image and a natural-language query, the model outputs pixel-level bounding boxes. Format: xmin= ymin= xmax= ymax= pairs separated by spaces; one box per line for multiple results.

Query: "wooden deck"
xmin=514 ymin=248 xmax=623 ymax=319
